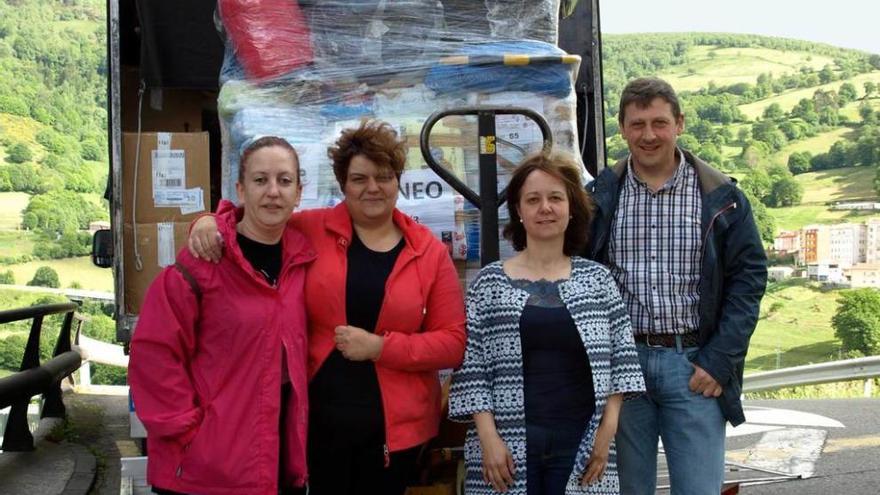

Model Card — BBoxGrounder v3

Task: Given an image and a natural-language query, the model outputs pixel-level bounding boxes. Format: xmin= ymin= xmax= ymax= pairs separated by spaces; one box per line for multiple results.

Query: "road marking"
xmin=823 ymin=434 xmax=880 ymax=453
xmin=727 ymin=406 xmax=844 ymax=438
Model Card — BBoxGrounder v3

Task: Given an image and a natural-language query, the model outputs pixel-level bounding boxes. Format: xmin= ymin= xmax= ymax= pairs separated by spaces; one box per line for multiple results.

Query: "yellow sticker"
xmin=480 ymin=135 xmax=496 ymax=154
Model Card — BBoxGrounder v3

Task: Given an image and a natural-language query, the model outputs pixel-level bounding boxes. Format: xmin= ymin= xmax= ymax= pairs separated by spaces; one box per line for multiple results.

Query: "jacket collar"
xmin=217 ymin=205 xmax=317 ymax=271
xmin=324 ymin=201 xmax=430 ymax=256
xmin=604 ymin=148 xmax=734 ymax=198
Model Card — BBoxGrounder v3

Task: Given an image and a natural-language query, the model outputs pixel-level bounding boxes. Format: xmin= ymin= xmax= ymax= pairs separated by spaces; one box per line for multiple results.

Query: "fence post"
xmin=0 ymin=315 xmax=44 ymax=451
xmin=41 ymin=312 xmax=74 ymax=419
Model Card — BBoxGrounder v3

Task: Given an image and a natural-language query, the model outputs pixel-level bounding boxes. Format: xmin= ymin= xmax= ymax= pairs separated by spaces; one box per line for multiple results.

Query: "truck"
xmin=93 ymin=1 xmax=607 ymax=492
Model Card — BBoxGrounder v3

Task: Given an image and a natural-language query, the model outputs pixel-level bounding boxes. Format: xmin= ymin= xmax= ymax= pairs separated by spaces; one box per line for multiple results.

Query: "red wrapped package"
xmin=219 ymin=0 xmax=313 ymax=81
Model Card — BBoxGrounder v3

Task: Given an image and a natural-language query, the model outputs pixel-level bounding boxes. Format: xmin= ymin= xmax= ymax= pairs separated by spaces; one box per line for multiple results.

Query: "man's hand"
xmin=334 ymin=325 xmax=383 ymax=361
xmin=187 ymin=215 xmax=223 ymax=263
xmin=689 ymin=364 xmax=722 ymax=397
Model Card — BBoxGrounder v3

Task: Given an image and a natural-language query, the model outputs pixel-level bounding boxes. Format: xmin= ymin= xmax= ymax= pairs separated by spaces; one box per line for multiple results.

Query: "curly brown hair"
xmin=328 ymin=120 xmax=407 ymax=189
xmin=503 ymin=151 xmax=594 ymax=256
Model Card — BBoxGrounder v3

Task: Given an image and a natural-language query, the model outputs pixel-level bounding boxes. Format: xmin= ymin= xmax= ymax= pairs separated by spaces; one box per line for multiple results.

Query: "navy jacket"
xmin=585 ymin=150 xmax=767 ymax=426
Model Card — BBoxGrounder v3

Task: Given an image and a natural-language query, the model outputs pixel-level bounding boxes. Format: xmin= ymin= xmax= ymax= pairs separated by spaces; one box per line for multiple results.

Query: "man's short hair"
xmin=618 ymin=77 xmax=682 ymax=125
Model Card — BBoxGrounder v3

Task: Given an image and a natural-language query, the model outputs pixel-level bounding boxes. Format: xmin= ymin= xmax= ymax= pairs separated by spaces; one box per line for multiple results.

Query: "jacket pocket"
xmin=178 ymin=405 xmax=256 ymax=488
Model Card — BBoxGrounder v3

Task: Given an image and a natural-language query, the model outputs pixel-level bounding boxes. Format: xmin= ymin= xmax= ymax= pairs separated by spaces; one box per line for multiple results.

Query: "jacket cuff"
xmin=693 ymin=348 xmax=733 ymax=386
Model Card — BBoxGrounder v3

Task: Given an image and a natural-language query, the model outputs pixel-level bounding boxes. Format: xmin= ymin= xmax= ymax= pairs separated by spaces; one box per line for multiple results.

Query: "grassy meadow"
xmin=658 ymin=46 xmax=835 ymax=93
xmin=4 ymin=257 xmax=112 ymax=292
xmin=746 ymin=279 xmax=841 ymax=372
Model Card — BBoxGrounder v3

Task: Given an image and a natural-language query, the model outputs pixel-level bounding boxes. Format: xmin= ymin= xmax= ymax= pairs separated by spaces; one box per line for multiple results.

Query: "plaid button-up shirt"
xmin=608 ymin=150 xmax=702 ymax=336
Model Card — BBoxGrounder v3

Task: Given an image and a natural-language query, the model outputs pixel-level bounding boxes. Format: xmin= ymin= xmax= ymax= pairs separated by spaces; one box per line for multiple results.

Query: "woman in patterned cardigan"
xmin=449 ymin=152 xmax=645 ymax=495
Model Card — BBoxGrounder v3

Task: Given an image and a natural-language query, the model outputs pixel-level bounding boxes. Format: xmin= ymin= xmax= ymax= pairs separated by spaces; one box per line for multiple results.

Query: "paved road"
xmin=724 ymin=399 xmax=880 ymax=494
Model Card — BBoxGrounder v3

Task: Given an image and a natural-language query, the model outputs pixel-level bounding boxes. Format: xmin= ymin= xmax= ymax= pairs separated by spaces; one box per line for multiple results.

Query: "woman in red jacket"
xmin=188 ymin=120 xmax=467 ymax=494
xmin=129 ymin=137 xmax=315 ymax=495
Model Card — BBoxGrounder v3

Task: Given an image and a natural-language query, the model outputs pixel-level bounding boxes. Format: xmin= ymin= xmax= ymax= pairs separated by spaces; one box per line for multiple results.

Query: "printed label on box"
xmin=153 ymin=187 xmax=202 ymax=209
xmin=157 ymin=222 xmax=176 ymax=267
xmin=152 ymin=149 xmax=186 ymax=193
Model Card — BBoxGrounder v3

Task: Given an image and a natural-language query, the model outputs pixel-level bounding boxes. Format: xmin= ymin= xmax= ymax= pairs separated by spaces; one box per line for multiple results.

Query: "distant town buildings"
xmin=774 ymin=219 xmax=880 ymax=288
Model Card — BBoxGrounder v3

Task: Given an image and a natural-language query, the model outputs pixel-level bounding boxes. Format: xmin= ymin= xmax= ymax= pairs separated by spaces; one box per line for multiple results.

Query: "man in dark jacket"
xmin=585 ymin=77 xmax=767 ymax=494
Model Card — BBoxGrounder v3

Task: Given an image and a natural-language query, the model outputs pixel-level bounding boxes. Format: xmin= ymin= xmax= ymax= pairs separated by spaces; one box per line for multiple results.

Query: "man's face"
xmin=620 ymin=97 xmax=684 ymax=174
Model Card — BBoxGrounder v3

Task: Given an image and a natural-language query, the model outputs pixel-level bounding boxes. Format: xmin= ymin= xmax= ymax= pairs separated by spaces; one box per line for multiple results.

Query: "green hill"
xmin=0 ymin=0 xmax=109 ymax=281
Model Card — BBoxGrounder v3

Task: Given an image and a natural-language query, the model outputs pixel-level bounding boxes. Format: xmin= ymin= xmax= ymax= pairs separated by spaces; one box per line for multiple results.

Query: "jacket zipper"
xmin=702 ymin=201 xmax=736 ymax=256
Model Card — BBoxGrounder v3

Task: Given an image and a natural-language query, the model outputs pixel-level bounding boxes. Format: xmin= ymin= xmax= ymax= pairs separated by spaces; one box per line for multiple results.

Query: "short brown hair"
xmin=503 ymin=151 xmax=594 ymax=256
xmin=328 ymin=119 xmax=407 ymax=189
xmin=618 ymin=77 xmax=682 ymax=125
xmin=239 ymin=136 xmax=300 ymax=182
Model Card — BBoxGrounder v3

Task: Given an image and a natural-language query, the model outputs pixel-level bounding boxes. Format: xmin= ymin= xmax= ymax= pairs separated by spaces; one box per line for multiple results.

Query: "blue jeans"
xmin=526 ymin=422 xmax=585 ymax=495
xmin=616 ymin=344 xmax=725 ymax=495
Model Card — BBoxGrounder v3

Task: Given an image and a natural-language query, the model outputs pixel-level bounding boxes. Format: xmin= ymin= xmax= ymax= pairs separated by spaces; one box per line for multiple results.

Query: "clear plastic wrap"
xmin=216 ymin=0 xmax=583 ymax=267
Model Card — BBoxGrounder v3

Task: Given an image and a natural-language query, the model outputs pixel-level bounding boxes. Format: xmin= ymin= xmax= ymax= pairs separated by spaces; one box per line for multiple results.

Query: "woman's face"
xmin=517 ymin=169 xmax=570 ymax=244
xmin=235 ymin=145 xmax=301 ymax=232
xmin=343 ymin=154 xmax=398 ymax=226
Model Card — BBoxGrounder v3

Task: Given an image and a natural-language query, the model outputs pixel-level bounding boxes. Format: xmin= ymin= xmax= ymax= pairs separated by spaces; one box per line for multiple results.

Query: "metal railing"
xmin=0 ymin=302 xmax=82 ymax=451
xmin=743 ymin=355 xmax=880 ymax=393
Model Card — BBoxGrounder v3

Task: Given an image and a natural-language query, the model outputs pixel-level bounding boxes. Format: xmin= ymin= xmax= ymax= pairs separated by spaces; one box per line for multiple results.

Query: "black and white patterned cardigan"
xmin=448 ymin=257 xmax=646 ymax=495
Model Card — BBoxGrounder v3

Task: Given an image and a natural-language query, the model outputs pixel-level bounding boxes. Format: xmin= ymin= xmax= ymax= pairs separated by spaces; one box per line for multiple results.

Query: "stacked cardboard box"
xmin=122 ymin=132 xmax=210 ymax=314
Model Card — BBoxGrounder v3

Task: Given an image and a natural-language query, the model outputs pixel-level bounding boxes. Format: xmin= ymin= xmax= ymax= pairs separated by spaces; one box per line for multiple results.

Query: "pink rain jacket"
xmin=129 ymin=207 xmax=315 ymax=494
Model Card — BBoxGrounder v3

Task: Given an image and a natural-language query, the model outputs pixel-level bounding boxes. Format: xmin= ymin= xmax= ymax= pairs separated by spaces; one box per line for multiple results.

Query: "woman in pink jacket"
xmin=188 ymin=120 xmax=467 ymax=494
xmin=129 ymin=137 xmax=315 ymax=495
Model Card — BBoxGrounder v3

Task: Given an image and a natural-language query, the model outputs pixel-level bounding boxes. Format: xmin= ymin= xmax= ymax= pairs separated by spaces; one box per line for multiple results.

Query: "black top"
xmin=516 ymin=279 xmax=595 ymax=429
xmin=309 ymin=232 xmax=405 ymax=435
xmin=236 ymin=233 xmax=282 ymax=286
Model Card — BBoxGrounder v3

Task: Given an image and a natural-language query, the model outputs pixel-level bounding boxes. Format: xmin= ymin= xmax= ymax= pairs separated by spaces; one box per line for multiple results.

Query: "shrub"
xmin=27 ymin=266 xmax=60 ymax=288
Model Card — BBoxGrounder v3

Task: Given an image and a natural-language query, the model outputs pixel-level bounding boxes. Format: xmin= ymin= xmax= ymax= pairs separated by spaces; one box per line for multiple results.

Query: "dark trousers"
xmin=525 ymin=422 xmax=585 ymax=495
xmin=308 ymin=403 xmax=421 ymax=495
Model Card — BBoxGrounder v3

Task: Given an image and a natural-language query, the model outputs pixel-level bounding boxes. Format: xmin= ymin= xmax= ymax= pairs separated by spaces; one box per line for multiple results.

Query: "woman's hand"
xmin=479 ymin=431 xmax=516 ymax=493
xmin=187 ymin=215 xmax=224 ymax=263
xmin=581 ymin=424 xmax=612 ymax=486
xmin=334 ymin=326 xmax=384 ymax=361
xmin=582 ymin=393 xmax=622 ymax=486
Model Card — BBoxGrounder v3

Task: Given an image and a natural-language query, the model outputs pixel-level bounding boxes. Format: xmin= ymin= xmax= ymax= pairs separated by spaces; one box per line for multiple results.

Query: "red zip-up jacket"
xmin=129 ymin=207 xmax=316 ymax=494
xmin=217 ymin=199 xmax=467 ymax=452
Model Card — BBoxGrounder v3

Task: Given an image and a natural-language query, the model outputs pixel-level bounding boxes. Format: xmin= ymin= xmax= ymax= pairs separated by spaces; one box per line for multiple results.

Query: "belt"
xmin=633 ymin=332 xmax=700 ymax=348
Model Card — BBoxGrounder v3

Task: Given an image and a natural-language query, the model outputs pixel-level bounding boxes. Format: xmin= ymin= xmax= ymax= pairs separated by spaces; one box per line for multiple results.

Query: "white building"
xmin=847 ymin=263 xmax=880 ymax=289
xmin=827 ymin=223 xmax=866 ymax=268
xmin=806 ymin=263 xmax=846 ymax=283
xmin=768 ymin=266 xmax=795 ymax=281
xmin=867 ymin=219 xmax=880 ymax=264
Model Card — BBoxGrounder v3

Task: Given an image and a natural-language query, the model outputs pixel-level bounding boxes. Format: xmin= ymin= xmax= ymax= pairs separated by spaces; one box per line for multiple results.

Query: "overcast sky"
xmin=599 ymin=0 xmax=880 ymax=55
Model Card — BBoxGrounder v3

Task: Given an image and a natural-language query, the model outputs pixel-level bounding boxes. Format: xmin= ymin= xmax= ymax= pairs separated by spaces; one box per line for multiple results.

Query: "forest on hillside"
xmin=0 ymin=0 xmax=108 ymax=265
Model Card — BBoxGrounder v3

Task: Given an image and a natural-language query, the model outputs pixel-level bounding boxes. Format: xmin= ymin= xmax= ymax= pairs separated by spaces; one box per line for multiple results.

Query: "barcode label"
xmin=160 ymin=179 xmax=183 ymax=188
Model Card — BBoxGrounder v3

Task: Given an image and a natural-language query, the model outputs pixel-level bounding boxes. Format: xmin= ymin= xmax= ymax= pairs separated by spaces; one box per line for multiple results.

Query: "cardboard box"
xmin=122 ymin=132 xmax=211 ymax=224
xmin=123 ymin=222 xmax=190 ymax=315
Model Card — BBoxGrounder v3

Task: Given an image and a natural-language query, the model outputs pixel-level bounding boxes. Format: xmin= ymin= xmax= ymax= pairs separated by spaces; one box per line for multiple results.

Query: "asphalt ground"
xmin=2 ymin=394 xmax=878 ymax=494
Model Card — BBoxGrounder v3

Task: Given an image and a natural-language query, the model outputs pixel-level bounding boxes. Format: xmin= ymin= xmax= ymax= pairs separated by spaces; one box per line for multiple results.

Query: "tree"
xmin=768 ymin=175 xmax=803 ymax=207
xmin=762 ymin=103 xmax=784 ymax=121
xmin=838 ymin=82 xmax=858 ymax=105
xmin=818 ymin=65 xmax=836 ymax=84
xmin=865 ymin=81 xmax=877 ymax=99
xmin=743 ymin=190 xmax=775 ymax=244
xmin=0 ymin=270 xmax=14 ymax=284
xmin=858 ymin=102 xmax=876 ymax=124
xmin=4 ymin=142 xmax=32 ymax=164
xmin=27 ymin=266 xmax=60 ymax=288
xmin=787 ymin=151 xmax=812 ymax=174
xmin=832 ymin=289 xmax=880 ymax=356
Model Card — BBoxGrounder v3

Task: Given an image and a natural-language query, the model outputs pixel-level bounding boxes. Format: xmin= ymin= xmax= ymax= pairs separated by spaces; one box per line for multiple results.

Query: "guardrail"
xmin=0 ymin=302 xmax=82 ymax=451
xmin=743 ymin=356 xmax=880 ymax=393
